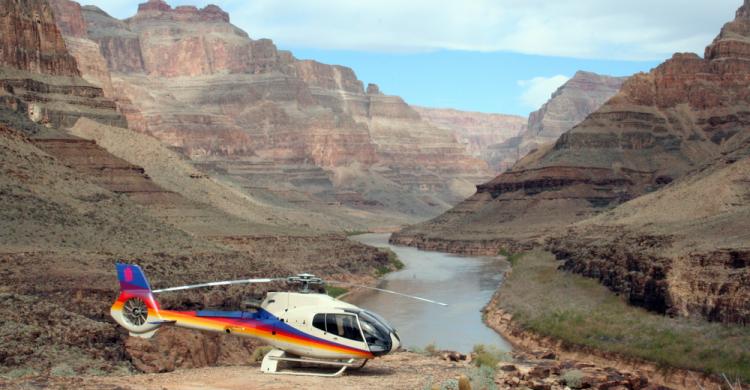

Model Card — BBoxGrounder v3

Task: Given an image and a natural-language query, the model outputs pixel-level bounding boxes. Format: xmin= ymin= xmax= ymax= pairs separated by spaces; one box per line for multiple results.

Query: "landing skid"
xmin=260 ymin=349 xmax=366 ymax=377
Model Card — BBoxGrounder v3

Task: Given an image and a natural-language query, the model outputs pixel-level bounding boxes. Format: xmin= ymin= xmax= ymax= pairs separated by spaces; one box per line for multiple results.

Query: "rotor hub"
xmin=287 ymin=274 xmax=324 ymax=293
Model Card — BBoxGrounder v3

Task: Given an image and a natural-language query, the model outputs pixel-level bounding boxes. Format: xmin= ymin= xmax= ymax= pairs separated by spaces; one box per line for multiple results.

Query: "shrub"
xmin=424 ymin=342 xmax=439 ymax=356
xmin=561 ymin=369 xmax=584 ymax=389
xmin=250 ymin=345 xmax=274 ymax=363
xmin=468 ymin=365 xmax=498 ymax=390
xmin=472 ymin=344 xmax=509 ymax=369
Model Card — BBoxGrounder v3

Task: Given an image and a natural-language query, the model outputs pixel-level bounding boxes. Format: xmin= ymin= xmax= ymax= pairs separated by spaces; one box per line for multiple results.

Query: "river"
xmin=348 ymin=233 xmax=511 ymax=353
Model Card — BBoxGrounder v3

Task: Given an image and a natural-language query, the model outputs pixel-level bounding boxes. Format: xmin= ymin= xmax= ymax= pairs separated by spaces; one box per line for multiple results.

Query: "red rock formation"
xmin=0 ymin=0 xmax=125 ymax=129
xmin=487 ymin=71 xmax=626 ymax=172
xmin=414 ymin=106 xmax=527 ymax=172
xmin=0 ymin=0 xmax=80 ymax=76
xmin=48 ymin=0 xmax=489 ymax=214
xmin=396 ymin=0 xmax=750 ymax=244
xmin=82 ymin=5 xmax=146 ymax=73
xmin=48 ymin=0 xmax=87 ymax=37
xmin=395 ymin=0 xmax=750 ymax=323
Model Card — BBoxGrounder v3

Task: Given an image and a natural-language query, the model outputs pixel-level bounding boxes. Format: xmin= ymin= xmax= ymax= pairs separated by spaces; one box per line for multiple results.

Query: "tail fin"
xmin=111 ymin=263 xmax=162 ymax=339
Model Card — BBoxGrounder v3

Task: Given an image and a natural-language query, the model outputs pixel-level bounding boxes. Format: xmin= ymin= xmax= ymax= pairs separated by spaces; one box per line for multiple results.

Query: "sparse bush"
xmin=498 ymin=249 xmax=524 ymax=266
xmin=472 ymin=344 xmax=508 ymax=369
xmin=250 ymin=345 xmax=274 ymax=363
xmin=344 ymin=230 xmax=369 ymax=237
xmin=561 ymin=369 xmax=584 ymax=389
xmin=440 ymin=379 xmax=459 ymax=390
xmin=50 ymin=363 xmax=76 ymax=377
xmin=424 ymin=342 xmax=439 ymax=357
xmin=1 ymin=367 xmax=38 ymax=379
xmin=375 ymin=248 xmax=405 ymax=276
xmin=468 ymin=365 xmax=497 ymax=390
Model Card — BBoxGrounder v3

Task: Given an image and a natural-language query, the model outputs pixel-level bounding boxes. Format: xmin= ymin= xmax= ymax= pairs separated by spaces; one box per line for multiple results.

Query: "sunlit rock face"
xmin=486 ymin=71 xmax=626 ymax=173
xmin=396 ymin=0 xmax=750 ymax=246
xmin=414 ymin=107 xmax=527 ymax=173
xmin=0 ymin=0 xmax=80 ymax=76
xmin=395 ymin=1 xmax=750 ymax=324
xmin=45 ymin=0 xmax=491 ymax=215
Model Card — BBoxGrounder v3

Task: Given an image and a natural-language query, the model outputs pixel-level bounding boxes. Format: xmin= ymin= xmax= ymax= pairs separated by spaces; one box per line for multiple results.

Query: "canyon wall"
xmin=47 ymin=0 xmax=491 ymax=217
xmin=486 ymin=71 xmax=626 ymax=172
xmin=394 ymin=0 xmax=750 ymax=323
xmin=414 ymin=106 xmax=527 ymax=172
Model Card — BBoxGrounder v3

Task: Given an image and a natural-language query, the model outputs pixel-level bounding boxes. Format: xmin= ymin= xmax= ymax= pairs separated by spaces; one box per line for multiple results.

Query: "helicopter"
xmin=110 ymin=263 xmax=447 ymax=377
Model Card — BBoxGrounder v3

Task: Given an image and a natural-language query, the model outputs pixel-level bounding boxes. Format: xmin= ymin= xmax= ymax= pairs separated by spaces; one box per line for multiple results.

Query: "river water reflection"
xmin=348 ymin=233 xmax=511 ymax=353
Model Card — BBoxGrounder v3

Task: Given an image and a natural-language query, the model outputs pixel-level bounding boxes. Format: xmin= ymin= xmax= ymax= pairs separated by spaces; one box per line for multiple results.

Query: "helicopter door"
xmin=310 ymin=313 xmax=366 ymax=355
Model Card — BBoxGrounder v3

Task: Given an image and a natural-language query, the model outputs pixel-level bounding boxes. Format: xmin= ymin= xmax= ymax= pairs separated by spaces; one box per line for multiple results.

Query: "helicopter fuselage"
xmin=111 ymin=290 xmax=400 ymax=360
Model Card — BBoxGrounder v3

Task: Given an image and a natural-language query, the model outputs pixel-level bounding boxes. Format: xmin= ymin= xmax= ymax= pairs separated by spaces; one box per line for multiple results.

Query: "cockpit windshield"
xmin=358 ymin=310 xmax=393 ymax=356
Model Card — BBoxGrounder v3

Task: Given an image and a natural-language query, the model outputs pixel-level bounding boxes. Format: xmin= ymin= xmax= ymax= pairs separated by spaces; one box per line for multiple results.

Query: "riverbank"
xmin=485 ymin=250 xmax=748 ymax=389
xmin=389 ymin=231 xmax=533 ymax=256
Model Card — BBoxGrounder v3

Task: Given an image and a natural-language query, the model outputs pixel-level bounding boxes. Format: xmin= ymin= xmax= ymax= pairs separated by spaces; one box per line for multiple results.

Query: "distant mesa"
xmin=136 ymin=0 xmax=230 ymax=22
xmin=367 ymin=83 xmax=383 ymax=95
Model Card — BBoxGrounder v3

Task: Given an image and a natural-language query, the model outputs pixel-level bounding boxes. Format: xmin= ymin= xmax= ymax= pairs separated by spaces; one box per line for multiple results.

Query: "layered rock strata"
xmin=487 ymin=71 xmax=626 ymax=172
xmin=395 ymin=0 xmax=750 ymax=324
xmin=48 ymin=0 xmax=490 ymax=216
xmin=414 ymin=106 xmax=527 ymax=172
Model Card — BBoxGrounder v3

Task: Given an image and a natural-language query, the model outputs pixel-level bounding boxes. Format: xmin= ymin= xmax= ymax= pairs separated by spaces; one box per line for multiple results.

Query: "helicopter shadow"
xmin=347 ymin=365 xmax=398 ymax=377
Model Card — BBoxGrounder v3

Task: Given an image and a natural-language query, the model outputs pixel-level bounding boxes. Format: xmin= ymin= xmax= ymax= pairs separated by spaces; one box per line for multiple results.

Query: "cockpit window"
xmin=358 ymin=311 xmax=392 ymax=355
xmin=313 ymin=313 xmax=363 ymax=342
xmin=313 ymin=313 xmax=326 ymax=332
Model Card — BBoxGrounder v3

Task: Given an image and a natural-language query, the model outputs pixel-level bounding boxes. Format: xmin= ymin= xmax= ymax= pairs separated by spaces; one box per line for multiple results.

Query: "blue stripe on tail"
xmin=116 ymin=263 xmax=152 ymax=291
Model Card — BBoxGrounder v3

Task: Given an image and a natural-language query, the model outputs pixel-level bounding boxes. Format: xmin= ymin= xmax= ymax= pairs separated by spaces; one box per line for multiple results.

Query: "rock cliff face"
xmin=487 ymin=71 xmax=626 ymax=172
xmin=395 ymin=0 xmax=750 ymax=324
xmin=549 ymin=132 xmax=750 ymax=323
xmin=0 ymin=0 xmax=80 ymax=76
xmin=414 ymin=107 xmax=527 ymax=172
xmin=0 ymin=0 xmax=125 ymax=129
xmin=48 ymin=0 xmax=490 ymax=216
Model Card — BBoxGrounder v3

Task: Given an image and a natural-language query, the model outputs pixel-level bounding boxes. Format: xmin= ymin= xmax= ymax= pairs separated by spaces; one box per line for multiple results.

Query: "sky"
xmin=80 ymin=0 xmax=741 ymax=116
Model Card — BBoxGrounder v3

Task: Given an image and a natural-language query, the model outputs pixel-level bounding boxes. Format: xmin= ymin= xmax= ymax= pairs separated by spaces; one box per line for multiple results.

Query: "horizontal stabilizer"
xmin=147 ymin=320 xmax=176 ymax=325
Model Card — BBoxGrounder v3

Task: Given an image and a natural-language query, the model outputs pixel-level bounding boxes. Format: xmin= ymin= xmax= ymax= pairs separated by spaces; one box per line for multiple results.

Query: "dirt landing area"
xmin=15 ymin=353 xmax=467 ymax=390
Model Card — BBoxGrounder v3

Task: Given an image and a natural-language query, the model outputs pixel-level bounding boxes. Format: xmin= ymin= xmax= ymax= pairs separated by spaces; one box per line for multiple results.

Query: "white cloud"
xmin=518 ymin=75 xmax=570 ymax=109
xmin=81 ymin=0 xmax=741 ymax=60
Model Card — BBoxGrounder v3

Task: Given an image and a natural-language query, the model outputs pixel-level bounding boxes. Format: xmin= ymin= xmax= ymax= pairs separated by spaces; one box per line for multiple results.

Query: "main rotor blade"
xmin=153 ymin=278 xmax=284 ymax=293
xmin=328 ymin=281 xmax=448 ymax=306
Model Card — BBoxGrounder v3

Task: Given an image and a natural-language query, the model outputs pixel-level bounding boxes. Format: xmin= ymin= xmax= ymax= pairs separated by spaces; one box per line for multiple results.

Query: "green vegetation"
xmin=324 ymin=285 xmax=348 ymax=298
xmin=498 ymin=250 xmax=750 ymax=383
xmin=250 ymin=345 xmax=274 ymax=363
xmin=344 ymin=230 xmax=370 ymax=237
xmin=472 ymin=344 xmax=510 ymax=370
xmin=375 ymin=248 xmax=405 ymax=276
xmin=498 ymin=248 xmax=523 ymax=266
xmin=561 ymin=369 xmax=584 ymax=389
xmin=467 ymin=365 xmax=498 ymax=390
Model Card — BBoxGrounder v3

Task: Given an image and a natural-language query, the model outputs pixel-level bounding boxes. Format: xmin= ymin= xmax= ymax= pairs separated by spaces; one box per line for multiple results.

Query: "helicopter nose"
xmin=390 ymin=332 xmax=401 ymax=352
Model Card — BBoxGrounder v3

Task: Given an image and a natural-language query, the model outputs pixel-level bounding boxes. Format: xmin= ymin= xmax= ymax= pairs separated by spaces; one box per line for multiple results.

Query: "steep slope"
xmin=486 ymin=71 xmax=626 ymax=172
xmin=0 ymin=0 xmax=396 ymax=377
xmin=394 ymin=1 xmax=750 ymax=256
xmin=49 ymin=0 xmax=490 ymax=218
xmin=548 ymin=113 xmax=750 ymax=324
xmin=414 ymin=106 xmax=527 ymax=172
